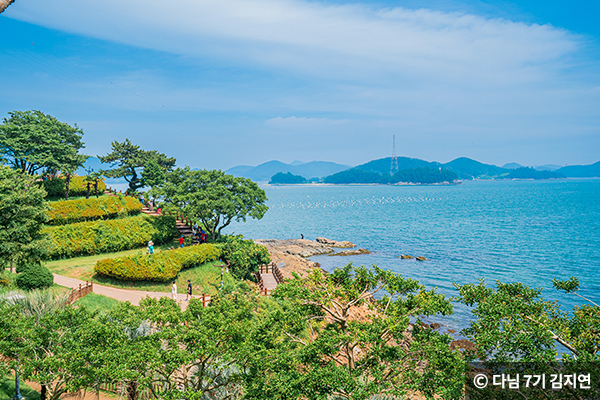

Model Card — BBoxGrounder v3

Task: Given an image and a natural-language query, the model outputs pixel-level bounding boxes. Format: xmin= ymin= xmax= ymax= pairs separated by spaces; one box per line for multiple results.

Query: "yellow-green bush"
xmin=47 ymin=195 xmax=142 ymax=225
xmin=94 ymin=244 xmax=221 ymax=281
xmin=44 ymin=215 xmax=178 ymax=258
xmin=40 ymin=176 xmax=107 ymax=198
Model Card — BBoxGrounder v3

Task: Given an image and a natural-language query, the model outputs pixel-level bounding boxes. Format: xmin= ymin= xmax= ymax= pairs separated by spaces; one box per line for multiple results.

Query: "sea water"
xmin=225 ymin=178 xmax=600 ymax=333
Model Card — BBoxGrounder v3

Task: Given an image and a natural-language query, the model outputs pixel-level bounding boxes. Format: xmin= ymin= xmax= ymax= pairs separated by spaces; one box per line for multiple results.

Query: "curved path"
xmin=53 ymin=274 xmax=191 ymax=309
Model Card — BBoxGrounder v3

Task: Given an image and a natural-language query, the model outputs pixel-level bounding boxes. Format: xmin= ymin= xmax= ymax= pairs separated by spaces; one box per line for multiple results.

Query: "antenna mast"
xmin=390 ymin=134 xmax=398 ymax=175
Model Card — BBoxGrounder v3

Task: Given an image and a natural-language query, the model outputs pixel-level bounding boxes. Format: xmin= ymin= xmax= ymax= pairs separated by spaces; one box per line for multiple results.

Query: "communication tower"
xmin=390 ymin=134 xmax=398 ymax=175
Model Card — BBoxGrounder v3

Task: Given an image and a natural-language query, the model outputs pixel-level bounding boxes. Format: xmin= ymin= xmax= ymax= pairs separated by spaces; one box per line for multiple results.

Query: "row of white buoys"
xmin=398 ymin=254 xmax=427 ymax=261
xmin=274 ymin=196 xmax=444 ymax=210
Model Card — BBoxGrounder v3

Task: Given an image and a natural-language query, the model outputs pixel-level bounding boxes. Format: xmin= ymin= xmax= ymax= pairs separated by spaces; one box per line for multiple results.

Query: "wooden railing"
xmin=67 ymin=281 xmax=93 ymax=304
xmin=273 ymin=263 xmax=285 ymax=284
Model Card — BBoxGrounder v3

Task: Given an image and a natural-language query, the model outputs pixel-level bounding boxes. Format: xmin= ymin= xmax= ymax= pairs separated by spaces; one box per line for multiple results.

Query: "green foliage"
xmin=391 ymin=167 xmax=458 ymax=184
xmin=16 ymin=263 xmax=54 ymax=291
xmin=40 ymin=178 xmax=65 ymax=198
xmin=323 ymin=167 xmax=389 ymax=184
xmin=324 ymin=166 xmax=458 ymax=184
xmin=269 ymin=172 xmax=307 ymax=184
xmin=39 ymin=176 xmax=107 ymax=199
xmin=99 ymin=138 xmax=175 ymax=193
xmin=218 ymin=236 xmax=271 ymax=280
xmin=507 ymin=167 xmax=564 ymax=179
xmin=94 ymin=243 xmax=221 ymax=281
xmin=43 ymin=214 xmax=177 ymax=258
xmin=456 ymin=278 xmax=600 ymax=399
xmin=147 ymin=215 xmax=179 ymax=245
xmin=158 ymin=168 xmax=268 ymax=241
xmin=245 ymin=264 xmax=464 ymax=400
xmin=47 ymin=195 xmax=141 ymax=225
xmin=0 ymin=166 xmax=50 ymax=271
xmin=0 ymin=110 xmax=86 ymax=176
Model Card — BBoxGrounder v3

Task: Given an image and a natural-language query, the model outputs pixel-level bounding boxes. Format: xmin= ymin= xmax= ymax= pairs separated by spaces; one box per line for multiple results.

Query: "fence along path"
xmin=255 ymin=262 xmax=285 ymax=296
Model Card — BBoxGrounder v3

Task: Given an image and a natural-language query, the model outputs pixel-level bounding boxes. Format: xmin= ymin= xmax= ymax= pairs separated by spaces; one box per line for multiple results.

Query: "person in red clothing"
xmin=179 ymin=235 xmax=185 ymax=248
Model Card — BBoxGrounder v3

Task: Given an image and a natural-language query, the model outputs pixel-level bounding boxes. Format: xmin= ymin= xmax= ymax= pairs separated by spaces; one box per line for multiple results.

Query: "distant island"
xmin=507 ymin=167 xmax=563 ymax=180
xmin=228 ymin=156 xmax=600 ymax=183
xmin=323 ymin=167 xmax=458 ymax=185
xmin=269 ymin=172 xmax=307 ymax=184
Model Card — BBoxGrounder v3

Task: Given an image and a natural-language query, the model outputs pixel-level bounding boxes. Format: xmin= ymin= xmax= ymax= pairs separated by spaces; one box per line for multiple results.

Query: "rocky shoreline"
xmin=254 ymin=237 xmax=357 ymax=279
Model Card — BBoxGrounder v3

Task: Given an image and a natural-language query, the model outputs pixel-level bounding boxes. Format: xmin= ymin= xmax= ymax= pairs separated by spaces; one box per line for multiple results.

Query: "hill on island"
xmin=557 ymin=161 xmax=600 ymax=177
xmin=351 ymin=156 xmax=510 ymax=180
xmin=225 ymin=160 xmax=350 ymax=181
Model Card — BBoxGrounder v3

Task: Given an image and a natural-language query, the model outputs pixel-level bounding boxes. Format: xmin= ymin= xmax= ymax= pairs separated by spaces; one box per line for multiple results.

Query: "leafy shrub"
xmin=95 ymin=244 xmax=221 ymax=281
xmin=47 ymin=195 xmax=142 ymax=225
xmin=44 ymin=214 xmax=177 ymax=258
xmin=148 ymin=215 xmax=179 ymax=245
xmin=40 ymin=178 xmax=65 ymax=197
xmin=16 ymin=263 xmax=54 ymax=290
xmin=40 ymin=176 xmax=107 ymax=198
xmin=218 ymin=235 xmax=271 ymax=280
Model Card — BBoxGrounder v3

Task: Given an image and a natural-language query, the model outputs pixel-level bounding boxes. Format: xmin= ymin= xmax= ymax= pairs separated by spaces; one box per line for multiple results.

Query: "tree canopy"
xmin=0 ymin=166 xmax=50 ymax=272
xmin=0 ymin=110 xmax=87 ymax=176
xmin=99 ymin=139 xmax=176 ymax=193
xmin=159 ymin=168 xmax=268 ymax=240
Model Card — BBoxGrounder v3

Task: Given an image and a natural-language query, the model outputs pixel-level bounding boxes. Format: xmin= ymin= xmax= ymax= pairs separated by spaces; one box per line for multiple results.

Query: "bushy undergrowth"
xmin=218 ymin=235 xmax=271 ymax=280
xmin=40 ymin=176 xmax=107 ymax=198
xmin=44 ymin=215 xmax=178 ymax=258
xmin=47 ymin=195 xmax=142 ymax=225
xmin=94 ymin=243 xmax=221 ymax=281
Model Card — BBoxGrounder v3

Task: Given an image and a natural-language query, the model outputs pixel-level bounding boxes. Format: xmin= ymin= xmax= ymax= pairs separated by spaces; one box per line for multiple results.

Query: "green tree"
xmin=455 ymin=278 xmax=600 ymax=399
xmin=0 ymin=110 xmax=86 ymax=176
xmin=99 ymin=139 xmax=176 ymax=193
xmin=0 ymin=166 xmax=50 ymax=273
xmin=244 ymin=264 xmax=465 ymax=400
xmin=159 ymin=168 xmax=268 ymax=241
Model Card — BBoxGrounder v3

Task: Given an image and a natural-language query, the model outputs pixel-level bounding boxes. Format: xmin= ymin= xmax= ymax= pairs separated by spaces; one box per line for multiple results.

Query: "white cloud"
xmin=4 ymin=0 xmax=581 ymax=86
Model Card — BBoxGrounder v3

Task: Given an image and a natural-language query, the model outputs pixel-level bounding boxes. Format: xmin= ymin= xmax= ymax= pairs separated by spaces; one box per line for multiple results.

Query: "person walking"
xmin=186 ymin=280 xmax=192 ymax=301
xmin=147 ymin=241 xmax=154 ymax=255
xmin=171 ymin=281 xmax=177 ymax=300
xmin=179 ymin=235 xmax=185 ymax=248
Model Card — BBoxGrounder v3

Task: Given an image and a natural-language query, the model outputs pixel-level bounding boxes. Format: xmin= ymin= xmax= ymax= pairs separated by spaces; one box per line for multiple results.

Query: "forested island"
xmin=323 ymin=167 xmax=458 ymax=185
xmin=269 ymin=171 xmax=307 ymax=184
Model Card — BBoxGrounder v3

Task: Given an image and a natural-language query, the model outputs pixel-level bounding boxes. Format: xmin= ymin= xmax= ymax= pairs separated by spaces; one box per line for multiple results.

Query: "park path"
xmin=53 ymin=274 xmax=190 ymax=310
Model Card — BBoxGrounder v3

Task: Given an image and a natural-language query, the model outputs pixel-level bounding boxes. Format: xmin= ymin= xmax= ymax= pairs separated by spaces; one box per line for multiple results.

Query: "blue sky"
xmin=1 ymin=0 xmax=599 ymax=170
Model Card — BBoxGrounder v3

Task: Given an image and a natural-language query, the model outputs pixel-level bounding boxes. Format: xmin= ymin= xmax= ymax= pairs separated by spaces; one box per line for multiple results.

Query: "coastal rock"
xmin=399 ymin=254 xmax=414 ymax=259
xmin=255 ymin=239 xmax=334 ymax=257
xmin=328 ymin=248 xmax=370 ymax=256
xmin=254 ymin=239 xmax=335 ymax=279
xmin=315 ymin=237 xmax=356 ymax=248
xmin=430 ymin=323 xmax=440 ymax=330
xmin=416 ymin=256 xmax=427 ymax=261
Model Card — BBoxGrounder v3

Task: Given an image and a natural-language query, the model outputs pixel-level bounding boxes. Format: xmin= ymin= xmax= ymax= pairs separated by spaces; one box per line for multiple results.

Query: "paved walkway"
xmin=53 ymin=274 xmax=190 ymax=310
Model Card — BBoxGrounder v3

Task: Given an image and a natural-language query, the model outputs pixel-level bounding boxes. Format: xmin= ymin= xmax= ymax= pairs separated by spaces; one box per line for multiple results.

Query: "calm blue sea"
xmin=225 ymin=179 xmax=600 ymax=333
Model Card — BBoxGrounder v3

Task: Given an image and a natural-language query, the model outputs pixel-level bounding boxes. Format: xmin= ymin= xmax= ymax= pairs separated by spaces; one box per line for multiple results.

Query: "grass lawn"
xmin=74 ymin=293 xmax=121 ymax=312
xmin=45 ymin=247 xmax=237 ymax=296
xmin=0 ymin=375 xmax=40 ymax=400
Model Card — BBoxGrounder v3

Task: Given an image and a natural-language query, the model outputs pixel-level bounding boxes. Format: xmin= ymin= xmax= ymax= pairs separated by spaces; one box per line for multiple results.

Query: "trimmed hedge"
xmin=40 ymin=176 xmax=107 ymax=198
xmin=44 ymin=214 xmax=178 ymax=258
xmin=47 ymin=195 xmax=142 ymax=225
xmin=94 ymin=244 xmax=221 ymax=281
